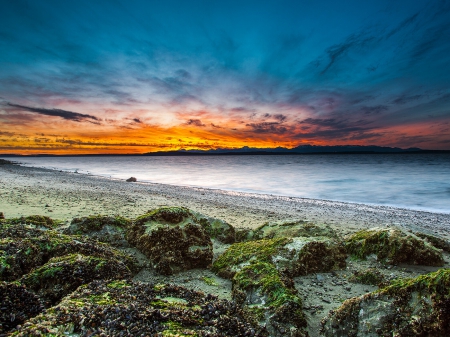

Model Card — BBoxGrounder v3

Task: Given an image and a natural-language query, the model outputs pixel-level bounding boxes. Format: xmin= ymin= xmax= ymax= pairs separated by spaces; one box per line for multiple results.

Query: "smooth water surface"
xmin=6 ymin=154 xmax=450 ymax=213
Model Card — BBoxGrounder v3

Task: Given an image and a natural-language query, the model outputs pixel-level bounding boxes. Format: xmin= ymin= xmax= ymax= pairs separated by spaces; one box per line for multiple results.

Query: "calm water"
xmin=5 ymin=154 xmax=450 ymax=213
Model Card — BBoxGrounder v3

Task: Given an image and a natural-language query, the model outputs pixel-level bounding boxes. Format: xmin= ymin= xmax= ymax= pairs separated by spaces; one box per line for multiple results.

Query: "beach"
xmin=1 ymin=161 xmax=449 ymax=239
xmin=2 ymin=160 xmax=450 ymax=336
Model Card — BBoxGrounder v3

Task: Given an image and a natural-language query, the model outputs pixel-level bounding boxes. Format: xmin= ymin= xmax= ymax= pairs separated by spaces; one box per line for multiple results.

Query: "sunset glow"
xmin=1 ymin=0 xmax=450 ymax=154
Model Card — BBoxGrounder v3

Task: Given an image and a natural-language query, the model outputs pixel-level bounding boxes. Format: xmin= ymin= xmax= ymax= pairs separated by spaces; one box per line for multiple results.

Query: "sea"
xmin=5 ymin=153 xmax=450 ymax=214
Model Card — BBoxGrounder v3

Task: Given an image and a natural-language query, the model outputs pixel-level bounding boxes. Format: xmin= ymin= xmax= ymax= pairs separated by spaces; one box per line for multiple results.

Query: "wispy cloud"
xmin=6 ymin=102 xmax=100 ymax=123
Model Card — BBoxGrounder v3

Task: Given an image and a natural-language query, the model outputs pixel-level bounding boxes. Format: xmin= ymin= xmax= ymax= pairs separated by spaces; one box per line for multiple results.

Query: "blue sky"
xmin=1 ymin=0 xmax=449 ymax=153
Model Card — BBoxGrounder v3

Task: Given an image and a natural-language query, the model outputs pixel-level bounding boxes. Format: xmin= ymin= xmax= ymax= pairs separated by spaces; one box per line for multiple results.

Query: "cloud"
xmin=246 ymin=122 xmax=288 ymax=134
xmin=184 ymin=119 xmax=205 ymax=127
xmin=6 ymin=103 xmax=100 ymax=122
xmin=320 ymin=33 xmax=375 ymax=75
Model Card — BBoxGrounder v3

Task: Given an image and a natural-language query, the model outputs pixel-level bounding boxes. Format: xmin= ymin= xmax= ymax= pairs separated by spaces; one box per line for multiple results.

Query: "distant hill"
xmin=2 ymin=145 xmax=448 ymax=157
xmin=143 ymin=145 xmax=429 ymax=156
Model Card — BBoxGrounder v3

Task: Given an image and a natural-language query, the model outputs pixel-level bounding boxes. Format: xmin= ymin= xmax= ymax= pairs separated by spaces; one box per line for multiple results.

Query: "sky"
xmin=1 ymin=0 xmax=450 ymax=154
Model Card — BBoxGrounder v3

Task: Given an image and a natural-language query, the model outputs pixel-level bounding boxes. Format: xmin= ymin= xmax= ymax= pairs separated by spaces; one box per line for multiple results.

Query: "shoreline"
xmin=1 ymin=162 xmax=449 ymax=239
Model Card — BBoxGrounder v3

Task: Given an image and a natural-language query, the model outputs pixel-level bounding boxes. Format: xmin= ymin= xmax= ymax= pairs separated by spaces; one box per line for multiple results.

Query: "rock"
xmin=212 ymin=237 xmax=346 ymax=279
xmin=192 ymin=210 xmax=236 ymax=243
xmin=0 ymin=281 xmax=43 ymax=334
xmin=64 ymin=215 xmax=131 ymax=247
xmin=321 ymin=268 xmax=450 ymax=336
xmin=12 ymin=280 xmax=261 ymax=337
xmin=212 ymin=236 xmax=345 ymax=336
xmin=235 ymin=228 xmax=257 ymax=242
xmin=2 ymin=215 xmax=55 ymax=229
xmin=0 ymin=223 xmax=138 ymax=282
xmin=20 ymin=253 xmax=132 ymax=306
xmin=0 ymin=212 xmax=4 ymax=220
xmin=254 ymin=220 xmax=339 ymax=240
xmin=415 ymin=231 xmax=450 ymax=253
xmin=126 ymin=207 xmax=213 ymax=275
xmin=348 ymin=268 xmax=386 ymax=286
xmin=346 ymin=227 xmax=444 ymax=266
xmin=233 ymin=261 xmax=307 ymax=337
xmin=126 ymin=177 xmax=137 ymax=182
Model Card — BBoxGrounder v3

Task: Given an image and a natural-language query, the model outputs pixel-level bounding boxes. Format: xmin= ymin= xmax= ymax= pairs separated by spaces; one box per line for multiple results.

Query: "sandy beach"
xmin=1 ymin=161 xmax=449 ymax=239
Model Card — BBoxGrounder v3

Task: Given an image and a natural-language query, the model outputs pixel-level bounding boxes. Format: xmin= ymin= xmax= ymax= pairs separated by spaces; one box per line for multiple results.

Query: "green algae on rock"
xmin=254 ymin=220 xmax=339 ymax=241
xmin=127 ymin=207 xmax=213 ymax=275
xmin=321 ymin=268 xmax=450 ymax=337
xmin=348 ymin=268 xmax=386 ymax=286
xmin=213 ymin=236 xmax=346 ymax=279
xmin=0 ymin=223 xmax=138 ymax=281
xmin=20 ymin=253 xmax=132 ymax=306
xmin=11 ymin=279 xmax=262 ymax=337
xmin=0 ymin=281 xmax=44 ymax=334
xmin=233 ymin=261 xmax=307 ymax=337
xmin=415 ymin=231 xmax=450 ymax=253
xmin=2 ymin=215 xmax=56 ymax=229
xmin=192 ymin=211 xmax=236 ymax=244
xmin=64 ymin=214 xmax=131 ymax=247
xmin=345 ymin=227 xmax=444 ymax=266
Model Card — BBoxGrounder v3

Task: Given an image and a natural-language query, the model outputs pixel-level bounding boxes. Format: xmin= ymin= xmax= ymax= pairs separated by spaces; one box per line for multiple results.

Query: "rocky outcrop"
xmin=3 ymin=215 xmax=55 ymax=229
xmin=321 ymin=268 xmax=450 ymax=337
xmin=12 ymin=280 xmax=261 ymax=337
xmin=126 ymin=207 xmax=214 ymax=275
xmin=20 ymin=253 xmax=132 ymax=306
xmin=0 ymin=223 xmax=138 ymax=281
xmin=346 ymin=227 xmax=444 ymax=266
xmin=212 ymin=234 xmax=346 ymax=336
xmin=64 ymin=215 xmax=131 ymax=247
xmin=233 ymin=261 xmax=307 ymax=337
xmin=254 ymin=220 xmax=339 ymax=240
xmin=213 ymin=237 xmax=346 ymax=279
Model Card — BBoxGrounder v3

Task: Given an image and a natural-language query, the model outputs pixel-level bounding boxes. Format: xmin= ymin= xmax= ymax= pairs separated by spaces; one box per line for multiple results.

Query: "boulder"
xmin=192 ymin=210 xmax=236 ymax=243
xmin=0 ymin=282 xmax=43 ymax=334
xmin=212 ymin=236 xmax=346 ymax=279
xmin=348 ymin=268 xmax=386 ymax=286
xmin=0 ymin=212 xmax=4 ymax=220
xmin=415 ymin=231 xmax=450 ymax=253
xmin=0 ymin=224 xmax=138 ymax=281
xmin=346 ymin=227 xmax=444 ymax=266
xmin=20 ymin=253 xmax=132 ymax=306
xmin=254 ymin=220 xmax=339 ymax=240
xmin=2 ymin=215 xmax=55 ymax=229
xmin=126 ymin=177 xmax=137 ymax=182
xmin=127 ymin=207 xmax=213 ymax=275
xmin=233 ymin=261 xmax=307 ymax=337
xmin=321 ymin=268 xmax=450 ymax=336
xmin=12 ymin=280 xmax=260 ymax=337
xmin=64 ymin=215 xmax=131 ymax=247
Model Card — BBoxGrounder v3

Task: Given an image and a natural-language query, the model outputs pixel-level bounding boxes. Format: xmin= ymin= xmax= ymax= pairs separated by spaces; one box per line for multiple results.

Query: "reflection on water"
xmin=8 ymin=153 xmax=450 ymax=213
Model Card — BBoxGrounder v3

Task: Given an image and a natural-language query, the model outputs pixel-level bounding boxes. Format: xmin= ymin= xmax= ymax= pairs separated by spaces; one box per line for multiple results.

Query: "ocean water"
xmin=5 ymin=153 xmax=450 ymax=213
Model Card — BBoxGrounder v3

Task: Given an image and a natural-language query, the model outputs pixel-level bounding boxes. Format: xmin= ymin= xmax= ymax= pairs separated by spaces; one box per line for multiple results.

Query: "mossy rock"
xmin=346 ymin=227 xmax=444 ymax=266
xmin=212 ymin=237 xmax=346 ymax=279
xmin=321 ymin=268 xmax=450 ymax=336
xmin=65 ymin=215 xmax=131 ymax=247
xmin=235 ymin=228 xmax=257 ymax=242
xmin=127 ymin=207 xmax=213 ymax=275
xmin=11 ymin=280 xmax=261 ymax=336
xmin=2 ymin=215 xmax=55 ymax=229
xmin=20 ymin=254 xmax=132 ymax=306
xmin=348 ymin=268 xmax=386 ymax=286
xmin=192 ymin=210 xmax=236 ymax=244
xmin=415 ymin=232 xmax=450 ymax=253
xmin=233 ymin=261 xmax=307 ymax=337
xmin=0 ymin=281 xmax=44 ymax=334
xmin=0 ymin=224 xmax=138 ymax=281
xmin=254 ymin=220 xmax=339 ymax=240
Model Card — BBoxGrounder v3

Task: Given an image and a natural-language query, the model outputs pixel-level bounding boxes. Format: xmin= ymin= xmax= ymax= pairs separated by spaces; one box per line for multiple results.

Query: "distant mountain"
xmin=143 ymin=145 xmax=428 ymax=156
